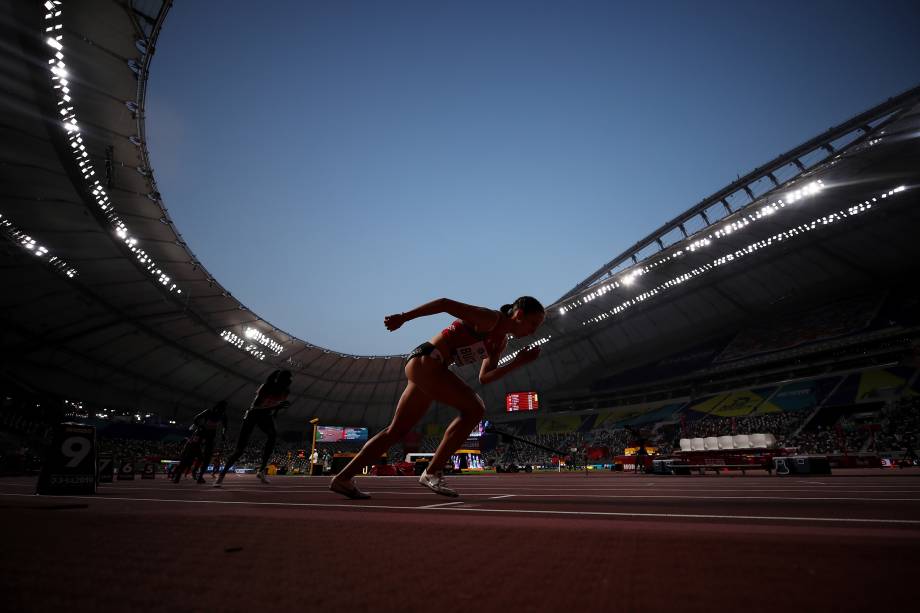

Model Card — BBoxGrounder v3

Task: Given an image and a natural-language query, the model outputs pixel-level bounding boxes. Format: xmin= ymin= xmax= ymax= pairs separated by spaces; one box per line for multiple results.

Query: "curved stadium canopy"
xmin=1 ymin=0 xmax=919 ymax=429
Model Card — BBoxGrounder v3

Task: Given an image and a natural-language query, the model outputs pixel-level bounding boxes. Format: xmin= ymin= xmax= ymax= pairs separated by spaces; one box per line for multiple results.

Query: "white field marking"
xmin=419 ymin=501 xmax=466 ymax=509
xmin=221 ymin=475 xmax=920 ymax=482
xmin=227 ymin=490 xmax=920 ymax=502
xmin=187 ymin=485 xmax=920 ymax=495
xmin=166 ymin=481 xmax=920 ymax=493
xmin=86 ymin=480 xmax=920 ymax=493
xmin=82 ymin=488 xmax=920 ymax=502
xmin=3 ymin=493 xmax=920 ymax=526
xmin=10 ymin=480 xmax=919 ymax=493
xmin=397 ymin=492 xmax=918 ymax=501
xmin=41 ymin=476 xmax=920 ymax=491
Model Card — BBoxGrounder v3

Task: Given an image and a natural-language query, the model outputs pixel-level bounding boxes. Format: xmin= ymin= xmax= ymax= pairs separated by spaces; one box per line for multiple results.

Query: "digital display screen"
xmin=506 ymin=392 xmax=539 ymax=412
xmin=315 ymin=426 xmax=368 ymax=442
xmin=469 ymin=420 xmax=487 ymax=437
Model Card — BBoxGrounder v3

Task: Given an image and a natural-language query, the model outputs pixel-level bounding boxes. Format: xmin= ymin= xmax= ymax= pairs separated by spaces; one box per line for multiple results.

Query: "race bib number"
xmin=454 ymin=341 xmax=488 ymax=365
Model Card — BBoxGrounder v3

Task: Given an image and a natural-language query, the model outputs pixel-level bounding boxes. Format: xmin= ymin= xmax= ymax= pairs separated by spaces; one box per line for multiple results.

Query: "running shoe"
xmin=329 ymin=478 xmax=371 ymax=500
xmin=256 ymin=470 xmax=270 ymax=484
xmin=419 ymin=470 xmax=458 ymax=497
xmin=214 ymin=473 xmax=225 ymax=487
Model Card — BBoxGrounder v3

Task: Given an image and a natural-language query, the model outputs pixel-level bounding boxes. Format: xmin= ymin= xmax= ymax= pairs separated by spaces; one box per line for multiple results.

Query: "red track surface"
xmin=3 ymin=470 xmax=920 ymax=612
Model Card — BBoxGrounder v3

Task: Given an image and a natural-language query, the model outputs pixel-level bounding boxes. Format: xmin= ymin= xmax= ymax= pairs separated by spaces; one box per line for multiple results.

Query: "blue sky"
xmin=146 ymin=0 xmax=920 ymax=356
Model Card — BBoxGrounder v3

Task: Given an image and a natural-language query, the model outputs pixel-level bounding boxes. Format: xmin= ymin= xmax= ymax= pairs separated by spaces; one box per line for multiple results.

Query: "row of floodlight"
xmin=498 ymin=335 xmax=552 ymax=367
xmin=45 ymin=0 xmax=283 ymax=360
xmin=0 ymin=213 xmax=78 ymax=278
xmin=44 ymin=2 xmax=288 ymax=366
xmin=565 ymin=110 xmax=900 ymax=303
xmin=219 ymin=326 xmax=284 ymax=363
xmin=44 ymin=2 xmax=181 ymax=295
xmin=244 ymin=327 xmax=284 ymax=355
xmin=557 ymin=180 xmax=826 ymax=316
xmin=220 ymin=329 xmax=266 ymax=361
xmin=580 ymin=185 xmax=907 ymax=327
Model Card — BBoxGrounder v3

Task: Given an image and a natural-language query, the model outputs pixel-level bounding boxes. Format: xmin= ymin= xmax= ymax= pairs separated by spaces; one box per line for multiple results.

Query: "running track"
xmin=2 ymin=470 xmax=919 ymax=612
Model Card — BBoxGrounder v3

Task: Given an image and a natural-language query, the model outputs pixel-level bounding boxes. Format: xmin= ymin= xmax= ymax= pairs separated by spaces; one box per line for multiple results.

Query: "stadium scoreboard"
xmin=505 ymin=392 xmax=539 ymax=412
xmin=314 ymin=426 xmax=368 ymax=442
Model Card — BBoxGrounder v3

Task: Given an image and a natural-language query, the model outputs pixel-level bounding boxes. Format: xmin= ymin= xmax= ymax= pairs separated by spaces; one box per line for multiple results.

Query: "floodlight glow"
xmin=244 ymin=327 xmax=284 ymax=354
xmin=579 ymin=184 xmax=909 ymax=328
xmin=498 ymin=335 xmax=552 ymax=366
xmin=572 ymin=179 xmax=831 ymax=312
xmin=42 ymin=3 xmax=182 ymax=296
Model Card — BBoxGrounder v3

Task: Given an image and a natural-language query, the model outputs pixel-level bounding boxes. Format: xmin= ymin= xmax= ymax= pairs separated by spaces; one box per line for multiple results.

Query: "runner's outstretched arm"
xmin=384 ymin=298 xmax=499 ymax=332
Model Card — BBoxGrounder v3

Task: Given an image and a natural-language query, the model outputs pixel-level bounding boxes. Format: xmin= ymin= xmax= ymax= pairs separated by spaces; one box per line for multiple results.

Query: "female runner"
xmin=330 ymin=296 xmax=545 ymax=499
xmin=216 ymin=370 xmax=292 ymax=485
xmin=172 ymin=400 xmax=228 ymax=484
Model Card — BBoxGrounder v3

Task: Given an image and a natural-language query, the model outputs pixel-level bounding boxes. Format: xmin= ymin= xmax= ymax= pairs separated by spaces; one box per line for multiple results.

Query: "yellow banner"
xmin=857 ymin=369 xmax=907 ymax=402
xmin=537 ymin=415 xmax=582 ymax=434
xmin=688 ymin=391 xmax=774 ymax=417
xmin=709 ymin=391 xmax=769 ymax=417
xmin=594 ymin=407 xmax=648 ymax=428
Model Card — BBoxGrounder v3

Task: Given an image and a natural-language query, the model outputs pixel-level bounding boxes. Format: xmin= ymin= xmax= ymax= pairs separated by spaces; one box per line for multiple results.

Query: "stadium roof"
xmin=1 ymin=0 xmax=919 ymax=428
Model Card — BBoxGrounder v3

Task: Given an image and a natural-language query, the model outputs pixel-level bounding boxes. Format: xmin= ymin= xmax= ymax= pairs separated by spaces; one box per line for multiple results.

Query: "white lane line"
xmin=418 ymin=501 xmax=466 ymax=509
xmin=10 ymin=481 xmax=920 ymax=496
xmin=195 ymin=487 xmax=920 ymax=495
xmin=477 ymin=494 xmax=920 ymax=502
xmin=201 ymin=485 xmax=920 ymax=492
xmin=8 ymin=480 xmax=920 ymax=493
xmin=16 ymin=482 xmax=920 ymax=496
xmin=2 ymin=493 xmax=919 ymax=525
xmin=349 ymin=484 xmax=920 ymax=491
xmin=448 ymin=507 xmax=920 ymax=525
xmin=247 ymin=490 xmax=920 ymax=502
xmin=81 ymin=488 xmax=920 ymax=501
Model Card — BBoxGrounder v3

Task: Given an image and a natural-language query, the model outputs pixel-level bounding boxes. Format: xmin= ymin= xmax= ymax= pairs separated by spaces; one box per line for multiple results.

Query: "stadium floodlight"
xmin=578 ymin=183 xmax=909 ymax=329
xmin=42 ymin=4 xmax=183 ymax=296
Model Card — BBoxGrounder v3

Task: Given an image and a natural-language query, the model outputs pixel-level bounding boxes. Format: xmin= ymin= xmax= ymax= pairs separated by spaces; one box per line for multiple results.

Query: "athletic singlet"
xmin=440 ymin=319 xmax=507 ymax=366
xmin=202 ymin=416 xmax=223 ymax=430
xmin=244 ymin=388 xmax=289 ymax=419
xmin=194 ymin=411 xmax=226 ymax=433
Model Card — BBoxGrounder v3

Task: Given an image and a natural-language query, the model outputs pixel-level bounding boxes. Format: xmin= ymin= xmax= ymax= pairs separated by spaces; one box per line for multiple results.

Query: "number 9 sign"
xmin=37 ymin=422 xmax=97 ymax=495
xmin=61 ymin=436 xmax=92 ymax=468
